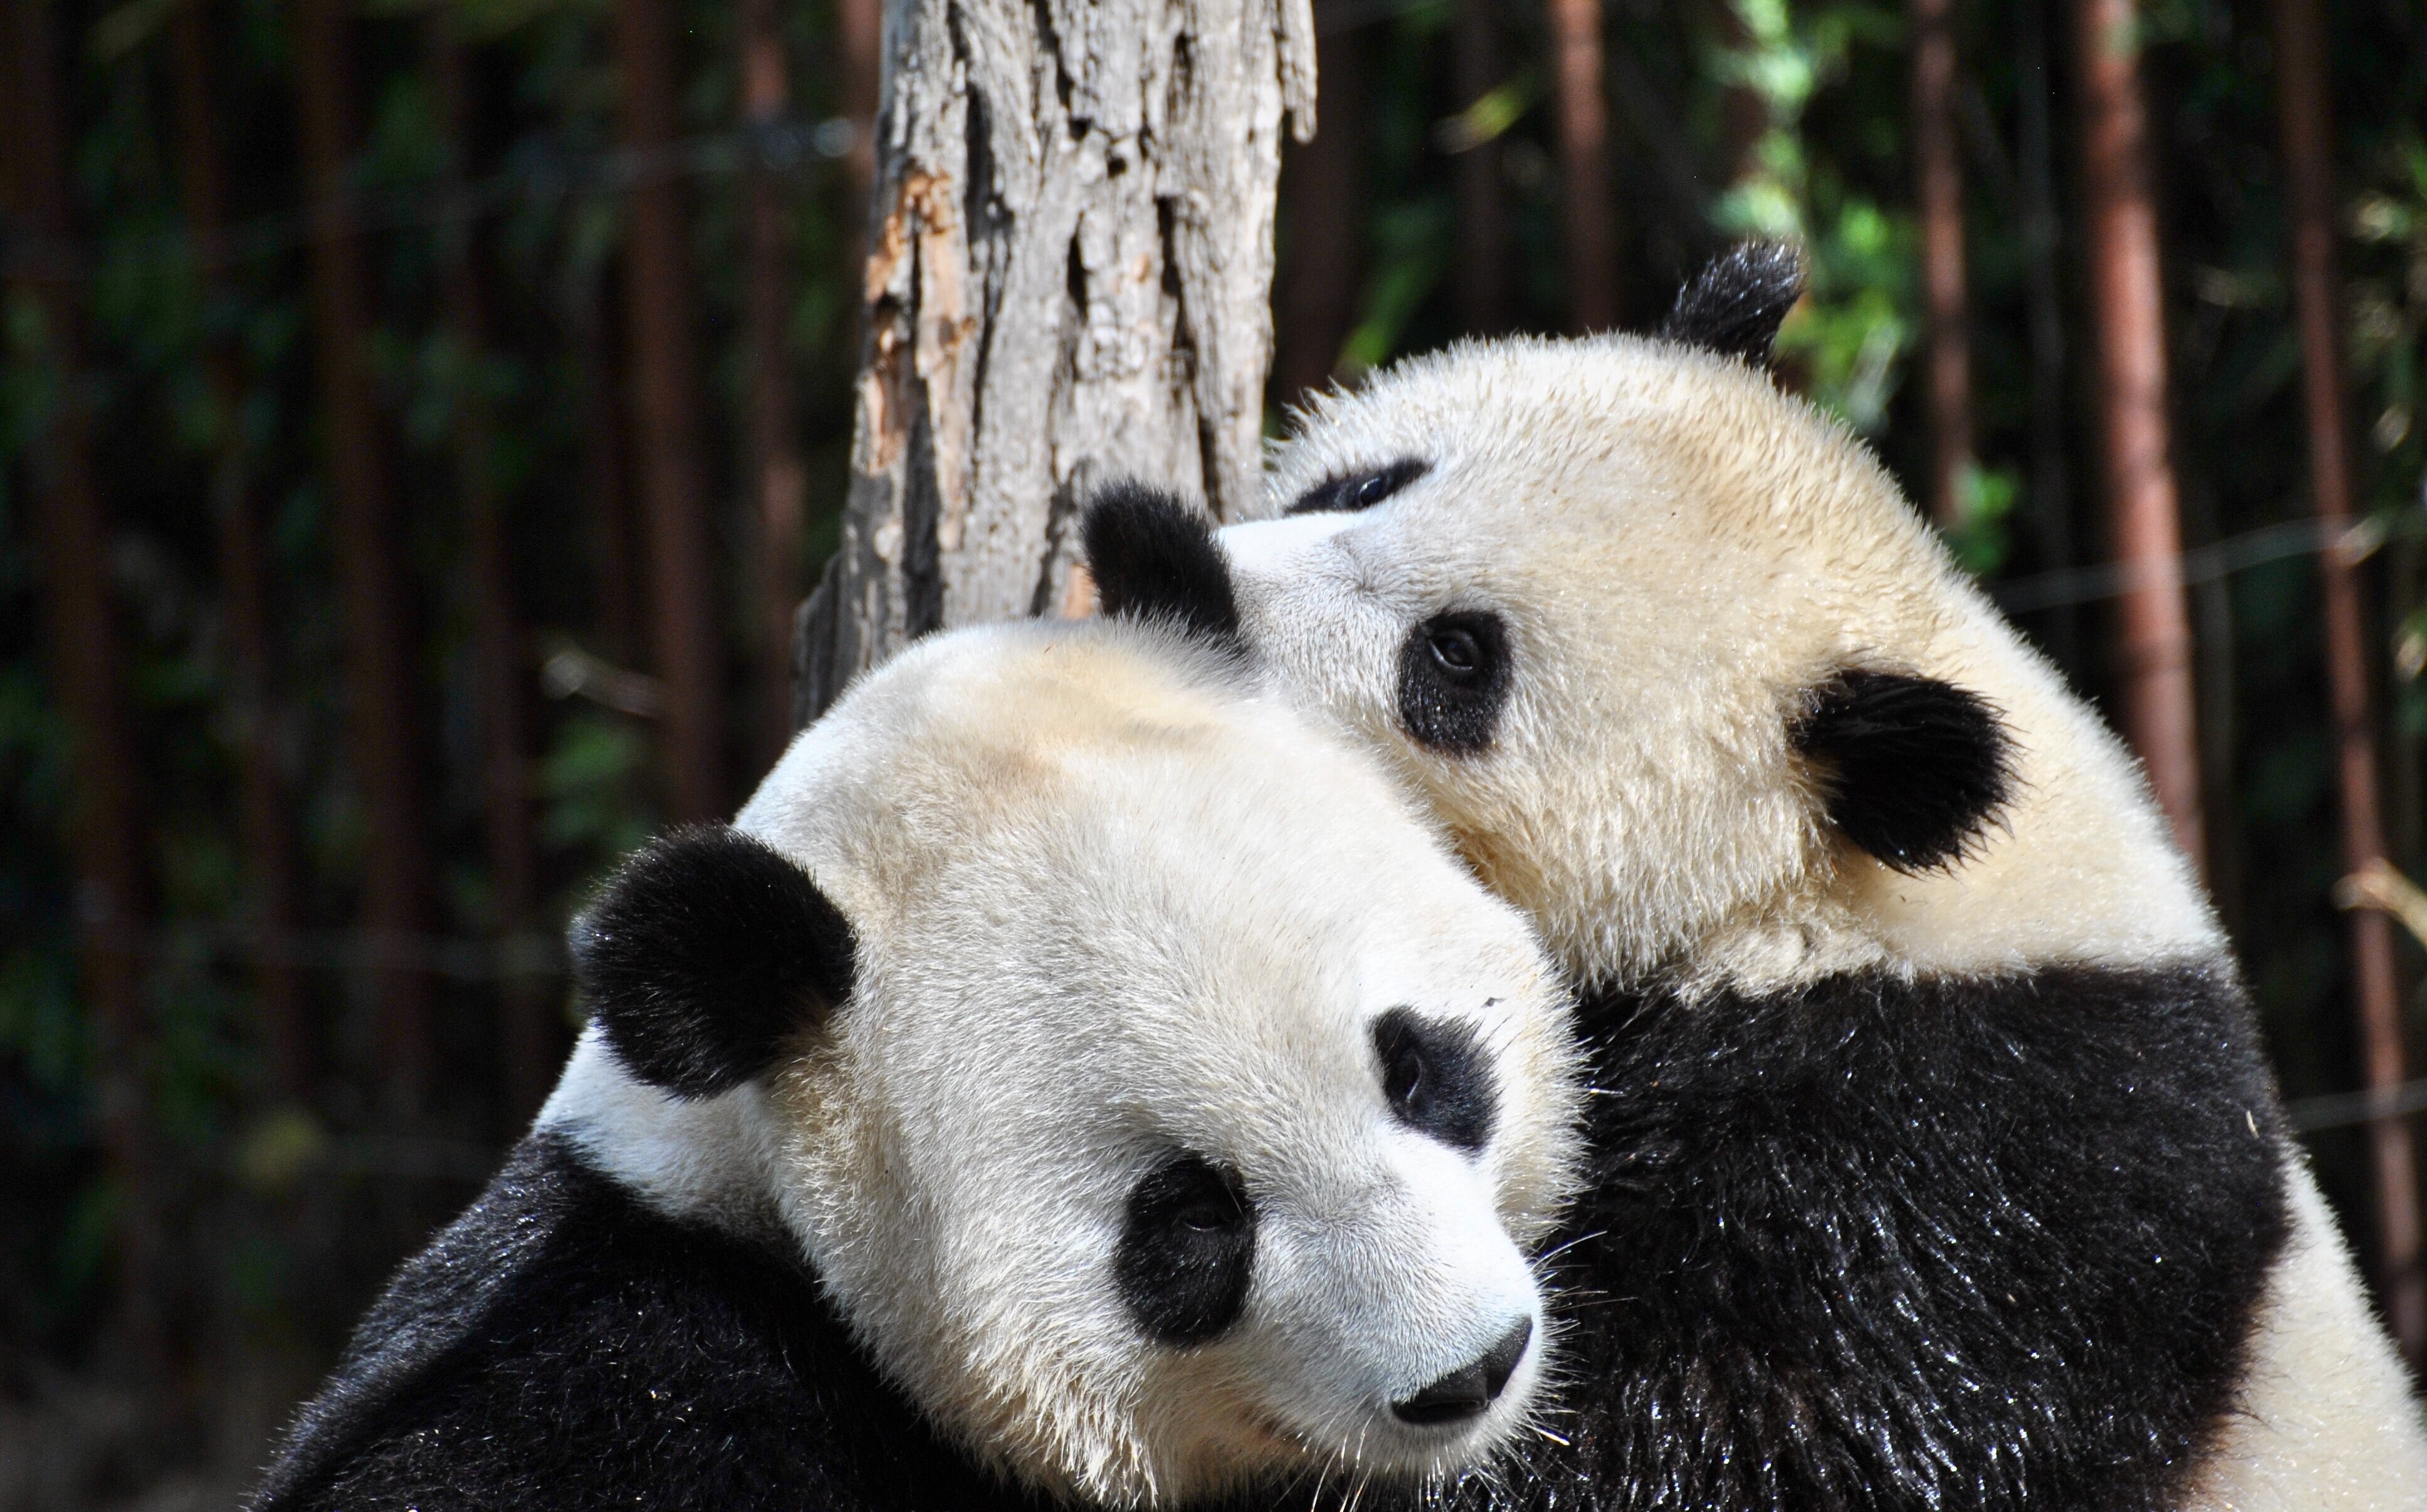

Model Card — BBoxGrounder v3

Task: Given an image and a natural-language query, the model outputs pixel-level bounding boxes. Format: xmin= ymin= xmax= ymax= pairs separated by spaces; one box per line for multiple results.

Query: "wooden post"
xmin=2016 ymin=0 xmax=2077 ymax=670
xmin=614 ymin=0 xmax=725 ymax=821
xmin=1274 ymin=18 xmax=1366 ymax=405
xmin=2272 ymin=0 xmax=2423 ymax=1361
xmin=1450 ymin=1 xmax=1514 ymax=338
xmin=293 ymin=0 xmax=437 ymax=1112
xmin=1547 ymin=0 xmax=1618 ymax=331
xmin=168 ymin=0 xmax=312 ymax=1103
xmin=741 ymin=0 xmax=809 ymax=773
xmin=1911 ymin=0 xmax=1974 ymax=529
xmin=431 ymin=19 xmax=555 ymax=1122
xmin=795 ymin=0 xmax=1317 ymax=720
xmin=1 ymin=0 xmax=165 ymax=1363
xmin=2070 ymin=0 xmax=2204 ymax=869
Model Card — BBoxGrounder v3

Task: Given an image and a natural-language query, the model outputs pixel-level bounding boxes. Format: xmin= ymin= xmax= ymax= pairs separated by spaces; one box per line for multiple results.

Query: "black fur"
xmin=1397 ymin=610 xmax=1512 ymax=755
xmin=571 ymin=825 xmax=857 ymax=1099
xmin=1793 ymin=669 xmax=2013 ymax=873
xmin=1080 ymin=482 xmax=1241 ymax=644
xmin=1443 ymin=963 xmax=2287 ymax=1512
xmin=249 ymin=1133 xmax=1019 ymax=1512
xmin=1374 ymin=1008 xmax=1498 ymax=1152
xmin=1285 ymin=459 xmax=1431 ymax=516
xmin=1115 ymin=1152 xmax=1257 ymax=1345
xmin=1659 ymin=242 xmax=1805 ymax=367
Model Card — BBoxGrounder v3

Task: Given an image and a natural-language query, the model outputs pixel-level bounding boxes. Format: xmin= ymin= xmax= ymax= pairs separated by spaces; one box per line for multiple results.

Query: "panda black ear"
xmin=1659 ymin=242 xmax=1805 ymax=367
xmin=1081 ymin=481 xmax=1242 ymax=645
xmin=1791 ymin=670 xmax=2013 ymax=874
xmin=572 ymin=825 xmax=856 ymax=1098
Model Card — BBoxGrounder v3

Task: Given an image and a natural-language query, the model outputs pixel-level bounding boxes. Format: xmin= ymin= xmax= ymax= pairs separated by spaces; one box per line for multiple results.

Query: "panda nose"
xmin=1390 ymin=1316 xmax=1533 ymax=1426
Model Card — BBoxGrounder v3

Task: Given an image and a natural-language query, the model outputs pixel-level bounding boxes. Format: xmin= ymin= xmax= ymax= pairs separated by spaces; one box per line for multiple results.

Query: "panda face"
xmin=570 ymin=623 xmax=1580 ymax=1508
xmin=1086 ymin=328 xmax=2218 ymax=994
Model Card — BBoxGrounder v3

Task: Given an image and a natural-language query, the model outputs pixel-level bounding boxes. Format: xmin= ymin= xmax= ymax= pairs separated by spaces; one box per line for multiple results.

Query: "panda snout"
xmin=1390 ymin=1315 xmax=1533 ymax=1426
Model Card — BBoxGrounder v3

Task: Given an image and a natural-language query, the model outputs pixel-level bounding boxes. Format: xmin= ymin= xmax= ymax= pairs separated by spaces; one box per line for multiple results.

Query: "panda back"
xmin=249 ymin=1133 xmax=1008 ymax=1512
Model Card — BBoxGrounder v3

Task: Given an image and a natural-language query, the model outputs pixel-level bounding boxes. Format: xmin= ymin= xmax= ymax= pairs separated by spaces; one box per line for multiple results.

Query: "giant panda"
xmin=249 ymin=618 xmax=1582 ymax=1512
xmin=1081 ymin=245 xmax=2427 ymax=1510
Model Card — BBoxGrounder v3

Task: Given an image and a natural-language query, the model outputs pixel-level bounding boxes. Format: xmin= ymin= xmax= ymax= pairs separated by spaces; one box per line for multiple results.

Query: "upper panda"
xmin=249 ymin=619 xmax=1581 ymax=1512
xmin=1083 ymin=245 xmax=2427 ymax=1510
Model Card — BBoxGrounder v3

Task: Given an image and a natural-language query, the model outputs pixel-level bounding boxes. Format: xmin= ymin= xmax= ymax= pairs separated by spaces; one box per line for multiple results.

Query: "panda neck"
xmin=537 ymin=1028 xmax=797 ymax=1244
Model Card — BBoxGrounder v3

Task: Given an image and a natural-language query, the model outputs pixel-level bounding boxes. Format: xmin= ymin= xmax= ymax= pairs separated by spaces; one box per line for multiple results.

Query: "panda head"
xmin=557 ymin=622 xmax=1580 ymax=1507
xmin=1085 ymin=246 xmax=2216 ymax=994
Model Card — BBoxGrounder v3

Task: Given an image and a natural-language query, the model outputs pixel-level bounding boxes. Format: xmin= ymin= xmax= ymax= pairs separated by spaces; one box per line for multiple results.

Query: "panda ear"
xmin=572 ymin=825 xmax=856 ymax=1098
xmin=1659 ymin=242 xmax=1805 ymax=367
xmin=1791 ymin=670 xmax=2013 ymax=874
xmin=1081 ymin=481 xmax=1242 ymax=645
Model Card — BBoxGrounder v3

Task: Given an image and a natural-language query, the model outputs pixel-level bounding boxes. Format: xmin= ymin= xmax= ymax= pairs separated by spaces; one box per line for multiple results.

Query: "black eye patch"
xmin=1373 ymin=1008 xmax=1497 ymax=1152
xmin=1284 ymin=459 xmax=1430 ymax=516
xmin=1115 ymin=1152 xmax=1256 ymax=1346
xmin=1397 ymin=610 xmax=1511 ymax=755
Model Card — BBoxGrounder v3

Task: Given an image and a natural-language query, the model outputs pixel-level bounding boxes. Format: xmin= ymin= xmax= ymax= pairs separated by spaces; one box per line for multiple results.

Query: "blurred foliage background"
xmin=2 ymin=0 xmax=2424 ymax=1503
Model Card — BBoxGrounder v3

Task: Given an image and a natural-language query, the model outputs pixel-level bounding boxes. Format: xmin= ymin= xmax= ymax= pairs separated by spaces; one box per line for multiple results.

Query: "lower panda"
xmin=249 ymin=619 xmax=1581 ymax=1511
xmin=1084 ymin=246 xmax=2427 ymax=1509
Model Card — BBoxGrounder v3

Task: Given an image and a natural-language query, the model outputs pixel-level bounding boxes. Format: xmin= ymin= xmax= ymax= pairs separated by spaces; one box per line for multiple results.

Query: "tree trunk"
xmin=1911 ymin=0 xmax=1973 ymax=529
xmin=2015 ymin=0 xmax=2075 ymax=671
xmin=293 ymin=0 xmax=437 ymax=1113
xmin=2069 ymin=0 xmax=2204 ymax=870
xmin=742 ymin=0 xmax=809 ymax=773
xmin=169 ymin=0 xmax=311 ymax=1104
xmin=614 ymin=0 xmax=725 ymax=822
xmin=1 ymin=0 xmax=165 ymax=1365
xmin=1548 ymin=0 xmax=1619 ymax=331
xmin=795 ymin=0 xmax=1317 ymax=722
xmin=1450 ymin=1 xmax=1513 ymax=338
xmin=432 ymin=19 xmax=555 ymax=1123
xmin=2272 ymin=0 xmax=2423 ymax=1363
xmin=1273 ymin=18 xmax=1365 ymax=407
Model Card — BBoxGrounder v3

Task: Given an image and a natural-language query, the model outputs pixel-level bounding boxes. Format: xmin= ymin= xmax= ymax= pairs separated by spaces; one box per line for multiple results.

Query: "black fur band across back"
xmin=1451 ymin=963 xmax=2286 ymax=1512
xmin=248 ymin=1135 xmax=1016 ymax=1512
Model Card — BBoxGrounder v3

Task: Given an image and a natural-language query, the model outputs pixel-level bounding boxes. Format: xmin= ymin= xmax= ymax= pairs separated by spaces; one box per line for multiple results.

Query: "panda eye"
xmin=1398 ymin=610 xmax=1511 ymax=754
xmin=1373 ymin=1008 xmax=1497 ymax=1152
xmin=1116 ymin=1152 xmax=1257 ymax=1345
xmin=1428 ymin=626 xmax=1483 ymax=679
xmin=1285 ymin=458 xmax=1430 ymax=516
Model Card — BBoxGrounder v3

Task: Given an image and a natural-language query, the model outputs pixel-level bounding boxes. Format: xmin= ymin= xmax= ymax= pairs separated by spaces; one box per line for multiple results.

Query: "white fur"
xmin=1218 ymin=334 xmax=2426 ymax=1500
xmin=547 ymin=620 xmax=1580 ymax=1508
xmin=2184 ymin=1160 xmax=2427 ymax=1509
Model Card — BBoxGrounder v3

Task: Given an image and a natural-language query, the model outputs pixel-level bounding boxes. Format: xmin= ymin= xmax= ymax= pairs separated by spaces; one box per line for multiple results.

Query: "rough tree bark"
xmin=795 ymin=0 xmax=1318 ymax=721
xmin=1272 ymin=18 xmax=1365 ymax=407
xmin=169 ymin=0 xmax=311 ymax=1103
xmin=741 ymin=0 xmax=809 ymax=771
xmin=2272 ymin=0 xmax=2423 ymax=1362
xmin=293 ymin=0 xmax=439 ymax=1113
xmin=2070 ymin=0 xmax=2204 ymax=870
xmin=1450 ymin=0 xmax=1514 ymax=337
xmin=2 ymin=0 xmax=165 ymax=1364
xmin=1548 ymin=0 xmax=1619 ymax=331
xmin=1910 ymin=0 xmax=1974 ymax=529
xmin=614 ymin=0 xmax=725 ymax=821
xmin=432 ymin=20 xmax=555 ymax=1122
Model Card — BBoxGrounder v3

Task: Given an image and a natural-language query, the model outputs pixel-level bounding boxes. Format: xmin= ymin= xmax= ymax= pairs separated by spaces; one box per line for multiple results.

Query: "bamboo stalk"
xmin=2272 ymin=0 xmax=2423 ymax=1362
xmin=168 ymin=0 xmax=312 ymax=1103
xmin=293 ymin=0 xmax=438 ymax=1112
xmin=2069 ymin=0 xmax=2205 ymax=869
